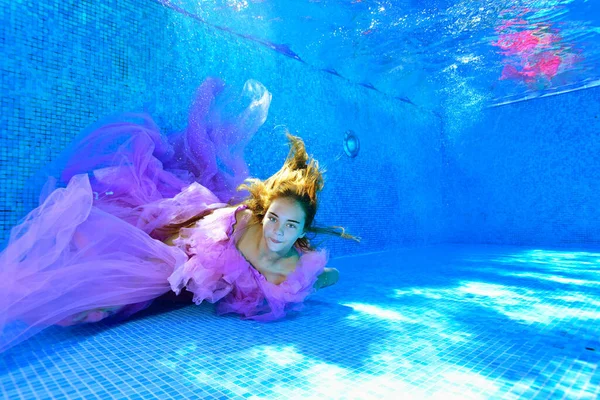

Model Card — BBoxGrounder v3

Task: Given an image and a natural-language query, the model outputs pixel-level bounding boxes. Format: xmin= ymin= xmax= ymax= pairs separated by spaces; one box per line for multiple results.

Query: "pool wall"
xmin=443 ymin=87 xmax=600 ymax=246
xmin=0 ymin=0 xmax=444 ymax=257
xmin=3 ymin=0 xmax=596 ymax=257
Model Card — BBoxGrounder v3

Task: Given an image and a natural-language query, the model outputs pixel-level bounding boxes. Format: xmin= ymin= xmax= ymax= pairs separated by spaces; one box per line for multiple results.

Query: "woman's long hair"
xmin=238 ymin=133 xmax=359 ymax=251
xmin=156 ymin=133 xmax=359 ymax=250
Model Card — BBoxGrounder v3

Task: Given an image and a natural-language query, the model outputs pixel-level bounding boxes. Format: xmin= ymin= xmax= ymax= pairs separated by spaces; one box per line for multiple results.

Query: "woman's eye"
xmin=288 ymin=224 xmax=296 ymax=229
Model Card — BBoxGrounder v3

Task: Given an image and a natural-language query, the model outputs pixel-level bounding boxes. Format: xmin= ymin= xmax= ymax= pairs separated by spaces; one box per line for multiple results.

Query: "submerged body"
xmin=0 ymin=78 xmax=345 ymax=353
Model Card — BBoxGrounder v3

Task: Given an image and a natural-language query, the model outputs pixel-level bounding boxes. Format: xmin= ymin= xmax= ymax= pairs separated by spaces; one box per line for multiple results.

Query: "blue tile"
xmin=2 ymin=245 xmax=598 ymax=399
xmin=1 ymin=0 xmax=599 ymax=398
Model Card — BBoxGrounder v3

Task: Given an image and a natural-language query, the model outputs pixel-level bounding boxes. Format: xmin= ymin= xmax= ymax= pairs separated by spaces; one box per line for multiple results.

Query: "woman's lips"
xmin=270 ymin=238 xmax=282 ymax=244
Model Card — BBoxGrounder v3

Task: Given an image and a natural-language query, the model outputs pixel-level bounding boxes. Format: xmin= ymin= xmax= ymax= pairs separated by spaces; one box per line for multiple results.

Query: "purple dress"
xmin=168 ymin=204 xmax=328 ymax=322
xmin=0 ymin=78 xmax=328 ymax=353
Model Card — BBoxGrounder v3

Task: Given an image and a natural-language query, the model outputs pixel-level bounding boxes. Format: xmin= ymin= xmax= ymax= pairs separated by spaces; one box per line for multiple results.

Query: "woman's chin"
xmin=267 ymin=238 xmax=289 ymax=252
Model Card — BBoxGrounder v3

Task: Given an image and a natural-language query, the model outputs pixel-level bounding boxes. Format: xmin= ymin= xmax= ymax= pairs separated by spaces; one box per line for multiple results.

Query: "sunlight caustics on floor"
xmin=1 ymin=245 xmax=599 ymax=399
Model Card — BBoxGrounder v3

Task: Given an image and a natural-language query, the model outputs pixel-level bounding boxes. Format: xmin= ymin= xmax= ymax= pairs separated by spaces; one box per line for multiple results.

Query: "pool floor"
xmin=1 ymin=244 xmax=599 ymax=399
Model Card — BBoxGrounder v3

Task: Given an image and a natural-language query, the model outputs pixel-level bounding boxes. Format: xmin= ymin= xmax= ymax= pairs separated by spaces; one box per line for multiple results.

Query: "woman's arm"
xmin=314 ymin=267 xmax=340 ymax=290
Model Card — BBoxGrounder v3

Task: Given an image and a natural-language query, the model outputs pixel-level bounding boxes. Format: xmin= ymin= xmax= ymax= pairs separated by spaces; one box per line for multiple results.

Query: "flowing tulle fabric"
xmin=0 ymin=78 xmax=272 ymax=352
xmin=167 ymin=205 xmax=329 ymax=322
xmin=0 ymin=77 xmax=329 ymax=353
xmin=31 ymin=77 xmax=272 ymax=217
xmin=0 ymin=175 xmax=189 ymax=350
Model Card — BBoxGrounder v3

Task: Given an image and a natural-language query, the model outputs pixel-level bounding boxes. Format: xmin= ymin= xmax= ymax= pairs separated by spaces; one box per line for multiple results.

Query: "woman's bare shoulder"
xmin=232 ymin=206 xmax=255 ymax=234
xmin=235 ymin=206 xmax=253 ymax=218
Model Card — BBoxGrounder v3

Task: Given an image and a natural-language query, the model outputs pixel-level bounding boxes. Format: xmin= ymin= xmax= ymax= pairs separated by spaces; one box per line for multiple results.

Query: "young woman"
xmin=0 ymin=78 xmax=358 ymax=353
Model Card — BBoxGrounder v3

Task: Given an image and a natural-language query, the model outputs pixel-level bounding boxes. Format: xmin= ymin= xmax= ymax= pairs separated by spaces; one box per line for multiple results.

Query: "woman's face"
xmin=262 ymin=197 xmax=306 ymax=253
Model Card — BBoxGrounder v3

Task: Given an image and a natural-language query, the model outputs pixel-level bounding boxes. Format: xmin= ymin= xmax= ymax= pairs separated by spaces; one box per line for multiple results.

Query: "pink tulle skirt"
xmin=0 ymin=77 xmax=272 ymax=352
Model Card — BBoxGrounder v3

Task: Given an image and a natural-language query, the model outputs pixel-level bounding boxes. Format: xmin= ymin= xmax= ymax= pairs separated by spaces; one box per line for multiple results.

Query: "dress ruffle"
xmin=167 ymin=206 xmax=329 ymax=322
xmin=32 ymin=77 xmax=272 ymax=214
xmin=0 ymin=174 xmax=188 ymax=352
xmin=0 ymin=77 xmax=328 ymax=353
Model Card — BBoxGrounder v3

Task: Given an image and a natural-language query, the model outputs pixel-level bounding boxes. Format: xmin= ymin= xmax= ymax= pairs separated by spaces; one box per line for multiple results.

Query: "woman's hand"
xmin=314 ymin=267 xmax=339 ymax=290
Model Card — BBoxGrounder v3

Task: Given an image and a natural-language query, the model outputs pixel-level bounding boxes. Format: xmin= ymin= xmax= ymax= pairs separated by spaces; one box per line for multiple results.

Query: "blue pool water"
xmin=2 ymin=245 xmax=600 ymax=399
xmin=1 ymin=0 xmax=599 ymax=398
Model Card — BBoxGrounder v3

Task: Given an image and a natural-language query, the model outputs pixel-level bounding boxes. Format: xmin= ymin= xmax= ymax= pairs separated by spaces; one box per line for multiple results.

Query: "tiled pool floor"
xmin=1 ymin=245 xmax=599 ymax=399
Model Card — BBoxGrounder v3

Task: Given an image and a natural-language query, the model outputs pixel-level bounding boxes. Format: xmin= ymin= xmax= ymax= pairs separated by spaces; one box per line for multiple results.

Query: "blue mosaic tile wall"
xmin=0 ymin=0 xmax=444 ymax=257
xmin=443 ymin=86 xmax=600 ymax=246
xmin=0 ymin=0 xmax=174 ymax=240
